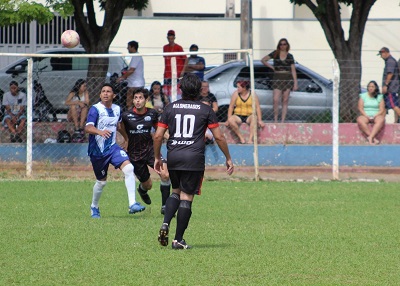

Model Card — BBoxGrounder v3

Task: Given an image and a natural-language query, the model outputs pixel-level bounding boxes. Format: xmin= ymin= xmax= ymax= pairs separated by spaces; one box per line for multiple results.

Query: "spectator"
xmin=65 ymin=79 xmax=89 ymax=134
xmin=163 ymin=30 xmax=186 ymax=99
xmin=118 ymin=40 xmax=145 ymax=110
xmin=182 ymin=44 xmax=206 ymax=80
xmin=200 ymin=80 xmax=218 ymax=113
xmin=2 ymin=81 xmax=26 ymax=143
xmin=225 ymin=80 xmax=264 ymax=144
xmin=357 ymin=80 xmax=385 ymax=145
xmin=378 ymin=47 xmax=400 ymax=121
xmin=200 ymin=97 xmax=215 ymax=145
xmin=84 ymin=83 xmax=145 ymax=218
xmin=261 ymin=38 xmax=298 ymax=122
xmin=148 ymin=81 xmax=169 ymax=114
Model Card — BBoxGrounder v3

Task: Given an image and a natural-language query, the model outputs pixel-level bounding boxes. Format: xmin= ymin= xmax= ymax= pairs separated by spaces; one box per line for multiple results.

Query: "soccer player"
xmin=119 ymin=88 xmax=171 ymax=214
xmin=154 ymin=74 xmax=234 ymax=249
xmin=85 ymin=83 xmax=145 ymax=218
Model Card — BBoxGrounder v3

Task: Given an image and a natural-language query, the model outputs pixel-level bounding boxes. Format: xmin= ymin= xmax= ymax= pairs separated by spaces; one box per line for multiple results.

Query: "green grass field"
xmin=1 ymin=180 xmax=400 ymax=285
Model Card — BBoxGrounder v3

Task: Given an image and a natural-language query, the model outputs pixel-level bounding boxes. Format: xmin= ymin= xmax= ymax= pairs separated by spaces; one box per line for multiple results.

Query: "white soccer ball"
xmin=61 ymin=30 xmax=80 ymax=48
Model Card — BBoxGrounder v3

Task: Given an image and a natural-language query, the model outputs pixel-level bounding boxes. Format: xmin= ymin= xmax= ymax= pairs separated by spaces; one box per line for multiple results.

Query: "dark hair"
xmin=272 ymin=38 xmax=290 ymax=59
xmin=133 ymin=88 xmax=149 ymax=100
xmin=368 ymin=80 xmax=380 ymax=98
xmin=102 ymin=83 xmax=115 ymax=93
xmin=236 ymin=80 xmax=250 ymax=90
xmin=10 ymin=80 xmax=18 ymax=87
xmin=189 ymin=44 xmax=199 ymax=51
xmin=71 ymin=79 xmax=86 ymax=93
xmin=150 ymin=81 xmax=167 ymax=107
xmin=128 ymin=40 xmax=139 ymax=50
xmin=180 ymin=74 xmax=202 ymax=100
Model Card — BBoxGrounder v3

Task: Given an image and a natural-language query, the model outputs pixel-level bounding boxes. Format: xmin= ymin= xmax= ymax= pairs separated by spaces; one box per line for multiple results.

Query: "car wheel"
xmin=216 ymin=105 xmax=228 ymax=122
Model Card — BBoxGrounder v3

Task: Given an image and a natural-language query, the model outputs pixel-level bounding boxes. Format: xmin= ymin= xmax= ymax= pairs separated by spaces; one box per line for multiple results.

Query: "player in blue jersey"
xmin=154 ymin=74 xmax=234 ymax=249
xmin=120 ymin=88 xmax=171 ymax=215
xmin=85 ymin=83 xmax=145 ymax=218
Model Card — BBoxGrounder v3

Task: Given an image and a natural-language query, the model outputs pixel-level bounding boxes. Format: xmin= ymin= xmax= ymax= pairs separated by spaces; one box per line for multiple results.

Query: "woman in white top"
xmin=65 ymin=79 xmax=90 ymax=132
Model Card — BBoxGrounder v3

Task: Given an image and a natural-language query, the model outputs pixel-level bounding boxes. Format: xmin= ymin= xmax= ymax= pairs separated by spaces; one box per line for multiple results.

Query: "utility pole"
xmin=240 ymin=0 xmax=252 ymax=60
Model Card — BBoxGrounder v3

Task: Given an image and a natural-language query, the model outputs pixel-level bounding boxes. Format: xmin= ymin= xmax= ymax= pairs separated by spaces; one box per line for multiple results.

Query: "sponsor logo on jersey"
xmin=171 ymin=140 xmax=194 ymax=145
xmin=144 ymin=116 xmax=152 ymax=121
xmin=172 ymin=103 xmax=201 ymax=109
xmin=137 ymin=124 xmax=144 ymax=130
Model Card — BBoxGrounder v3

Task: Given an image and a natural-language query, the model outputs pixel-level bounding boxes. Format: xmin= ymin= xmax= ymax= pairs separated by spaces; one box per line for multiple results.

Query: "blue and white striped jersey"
xmin=86 ymin=102 xmax=121 ymax=157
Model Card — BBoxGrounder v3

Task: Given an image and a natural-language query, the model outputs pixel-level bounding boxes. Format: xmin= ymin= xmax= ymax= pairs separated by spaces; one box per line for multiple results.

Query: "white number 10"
xmin=174 ymin=114 xmax=195 ymax=138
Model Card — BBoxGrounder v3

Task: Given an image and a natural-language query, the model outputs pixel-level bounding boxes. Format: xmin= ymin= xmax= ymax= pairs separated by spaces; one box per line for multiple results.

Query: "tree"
xmin=289 ymin=0 xmax=377 ymax=122
xmin=0 ymin=0 xmax=54 ymax=26
xmin=50 ymin=0 xmax=149 ymax=104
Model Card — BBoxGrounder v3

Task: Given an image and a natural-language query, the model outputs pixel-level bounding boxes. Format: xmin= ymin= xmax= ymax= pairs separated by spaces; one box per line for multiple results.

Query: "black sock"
xmin=175 ymin=200 xmax=192 ymax=242
xmin=138 ymin=184 xmax=147 ymax=195
xmin=163 ymin=193 xmax=180 ymax=225
xmin=160 ymin=184 xmax=171 ymax=205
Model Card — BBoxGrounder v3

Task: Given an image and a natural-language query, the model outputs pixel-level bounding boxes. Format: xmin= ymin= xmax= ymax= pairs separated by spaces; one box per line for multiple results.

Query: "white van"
xmin=0 ymin=48 xmax=127 ymax=114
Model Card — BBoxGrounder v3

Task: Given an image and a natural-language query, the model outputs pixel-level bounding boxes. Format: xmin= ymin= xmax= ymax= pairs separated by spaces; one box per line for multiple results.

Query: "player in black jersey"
xmin=120 ymin=88 xmax=171 ymax=214
xmin=154 ymin=74 xmax=234 ymax=249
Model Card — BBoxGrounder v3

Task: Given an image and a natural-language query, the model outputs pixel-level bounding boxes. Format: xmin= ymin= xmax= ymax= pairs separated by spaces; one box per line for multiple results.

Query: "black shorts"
xmin=131 ymin=154 xmax=166 ymax=183
xmin=237 ymin=115 xmax=249 ymax=123
xmin=169 ymin=170 xmax=204 ymax=195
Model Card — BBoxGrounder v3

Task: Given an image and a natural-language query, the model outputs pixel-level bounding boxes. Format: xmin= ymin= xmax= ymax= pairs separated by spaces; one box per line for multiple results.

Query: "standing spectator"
xmin=84 ymin=83 xmax=145 ymax=218
xmin=120 ymin=88 xmax=171 ymax=215
xmin=200 ymin=80 xmax=218 ymax=113
xmin=225 ymin=80 xmax=265 ymax=144
xmin=163 ymin=30 xmax=186 ymax=99
xmin=148 ymin=81 xmax=169 ymax=114
xmin=357 ymin=80 xmax=385 ymax=145
xmin=154 ymin=74 xmax=234 ymax=250
xmin=182 ymin=44 xmax=206 ymax=80
xmin=65 ymin=79 xmax=89 ymax=134
xmin=378 ymin=47 xmax=400 ymax=121
xmin=2 ymin=81 xmax=26 ymax=143
xmin=118 ymin=40 xmax=145 ymax=110
xmin=261 ymin=38 xmax=298 ymax=122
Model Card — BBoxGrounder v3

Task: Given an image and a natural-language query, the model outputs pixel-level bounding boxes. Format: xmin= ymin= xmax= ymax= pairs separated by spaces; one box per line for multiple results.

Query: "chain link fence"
xmin=0 ymin=49 xmax=391 ymax=179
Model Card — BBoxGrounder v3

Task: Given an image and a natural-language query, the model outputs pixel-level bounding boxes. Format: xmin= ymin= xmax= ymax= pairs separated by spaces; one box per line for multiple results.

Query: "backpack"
xmin=57 ymin=130 xmax=71 ymax=143
xmin=71 ymin=130 xmax=84 ymax=143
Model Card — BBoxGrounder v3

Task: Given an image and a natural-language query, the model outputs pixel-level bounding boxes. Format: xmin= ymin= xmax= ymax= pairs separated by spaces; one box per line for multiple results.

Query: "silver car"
xmin=204 ymin=60 xmax=333 ymax=122
xmin=0 ymin=48 xmax=127 ymax=113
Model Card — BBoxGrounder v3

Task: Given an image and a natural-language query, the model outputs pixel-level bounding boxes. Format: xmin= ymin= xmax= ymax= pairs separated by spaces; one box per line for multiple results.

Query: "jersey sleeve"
xmin=207 ymin=106 xmax=219 ymax=129
xmin=86 ymin=106 xmax=99 ymax=126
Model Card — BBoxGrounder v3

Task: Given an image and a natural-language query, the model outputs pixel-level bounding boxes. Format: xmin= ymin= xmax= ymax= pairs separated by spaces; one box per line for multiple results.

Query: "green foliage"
xmin=1 ymin=180 xmax=400 ymax=285
xmin=0 ymin=0 xmax=53 ymax=26
xmin=99 ymin=0 xmax=148 ymax=11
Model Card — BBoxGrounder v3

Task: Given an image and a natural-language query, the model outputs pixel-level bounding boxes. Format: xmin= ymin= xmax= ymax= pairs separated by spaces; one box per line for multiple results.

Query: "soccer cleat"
xmin=91 ymin=207 xmax=101 ymax=218
xmin=172 ymin=239 xmax=192 ymax=250
xmin=129 ymin=202 xmax=145 ymax=214
xmin=160 ymin=205 xmax=166 ymax=215
xmin=138 ymin=187 xmax=152 ymax=205
xmin=158 ymin=223 xmax=169 ymax=246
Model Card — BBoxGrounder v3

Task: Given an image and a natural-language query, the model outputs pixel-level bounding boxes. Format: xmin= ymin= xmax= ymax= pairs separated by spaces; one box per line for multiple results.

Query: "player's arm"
xmin=210 ymin=127 xmax=234 ymax=175
xmin=153 ymin=125 xmax=167 ymax=174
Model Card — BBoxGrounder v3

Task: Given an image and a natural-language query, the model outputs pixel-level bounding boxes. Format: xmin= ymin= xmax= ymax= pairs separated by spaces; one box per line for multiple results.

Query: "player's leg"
xmin=111 ymin=145 xmax=145 ymax=214
xmin=159 ymin=162 xmax=171 ymax=214
xmin=172 ymin=170 xmax=204 ymax=249
xmin=134 ymin=160 xmax=152 ymax=205
xmin=89 ymin=155 xmax=110 ymax=218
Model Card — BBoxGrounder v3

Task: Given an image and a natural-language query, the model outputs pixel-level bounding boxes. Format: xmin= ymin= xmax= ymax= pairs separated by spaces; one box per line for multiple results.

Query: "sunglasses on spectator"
xmin=279 ymin=43 xmax=288 ymax=46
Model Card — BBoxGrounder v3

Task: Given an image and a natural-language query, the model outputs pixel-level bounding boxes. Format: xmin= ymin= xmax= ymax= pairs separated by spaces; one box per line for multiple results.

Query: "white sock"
xmin=122 ymin=164 xmax=136 ymax=206
xmin=91 ymin=180 xmax=106 ymax=208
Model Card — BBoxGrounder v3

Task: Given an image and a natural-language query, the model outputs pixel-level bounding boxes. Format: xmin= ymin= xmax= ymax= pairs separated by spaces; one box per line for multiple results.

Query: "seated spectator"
xmin=147 ymin=81 xmax=169 ymax=114
xmin=1 ymin=81 xmax=26 ymax=142
xmin=225 ymin=80 xmax=265 ymax=144
xmin=200 ymin=80 xmax=218 ymax=113
xmin=357 ymin=80 xmax=385 ymax=145
xmin=65 ymin=79 xmax=89 ymax=133
xmin=200 ymin=97 xmax=215 ymax=145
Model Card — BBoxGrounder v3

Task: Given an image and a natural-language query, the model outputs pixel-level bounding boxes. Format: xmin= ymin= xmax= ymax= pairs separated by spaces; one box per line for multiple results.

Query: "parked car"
xmin=204 ymin=60 xmax=334 ymax=122
xmin=0 ymin=48 xmax=128 ymax=114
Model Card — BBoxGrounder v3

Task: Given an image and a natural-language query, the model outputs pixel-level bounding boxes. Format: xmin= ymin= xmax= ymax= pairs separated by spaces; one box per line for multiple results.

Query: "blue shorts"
xmin=90 ymin=144 xmax=130 ymax=180
xmin=384 ymin=93 xmax=399 ymax=109
xmin=2 ymin=114 xmax=27 ymax=126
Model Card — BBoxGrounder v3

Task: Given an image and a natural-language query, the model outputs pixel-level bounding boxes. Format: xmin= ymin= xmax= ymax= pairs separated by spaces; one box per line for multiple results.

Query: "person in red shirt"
xmin=163 ymin=30 xmax=186 ymax=100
